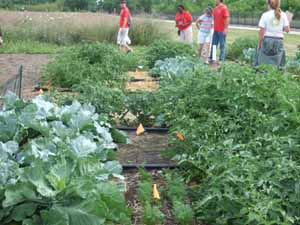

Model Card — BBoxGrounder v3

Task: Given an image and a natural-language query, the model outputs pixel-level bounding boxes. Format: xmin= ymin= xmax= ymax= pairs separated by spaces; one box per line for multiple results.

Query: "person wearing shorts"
xmin=196 ymin=7 xmax=213 ymax=63
xmin=117 ymin=0 xmax=133 ymax=53
xmin=0 ymin=27 xmax=3 ymax=47
xmin=175 ymin=4 xmax=193 ymax=44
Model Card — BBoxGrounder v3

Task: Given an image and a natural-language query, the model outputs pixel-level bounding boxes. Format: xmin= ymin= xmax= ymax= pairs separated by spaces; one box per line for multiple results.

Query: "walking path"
xmin=164 ymin=19 xmax=300 ymax=35
xmin=229 ymin=25 xmax=300 ymax=35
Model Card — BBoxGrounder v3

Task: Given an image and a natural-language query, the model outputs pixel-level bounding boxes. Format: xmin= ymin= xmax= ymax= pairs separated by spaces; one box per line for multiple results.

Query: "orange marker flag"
xmin=136 ymin=123 xmax=145 ymax=136
xmin=176 ymin=132 xmax=185 ymax=141
xmin=153 ymin=184 xmax=161 ymax=200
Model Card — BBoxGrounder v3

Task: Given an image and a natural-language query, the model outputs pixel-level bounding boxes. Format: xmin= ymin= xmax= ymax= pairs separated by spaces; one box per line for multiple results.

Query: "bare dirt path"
xmin=0 ymin=54 xmax=50 ymax=99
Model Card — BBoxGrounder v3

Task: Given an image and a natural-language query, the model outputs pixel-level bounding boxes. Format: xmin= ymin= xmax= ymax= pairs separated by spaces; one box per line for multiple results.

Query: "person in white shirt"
xmin=256 ymin=0 xmax=291 ymax=67
xmin=0 ymin=28 xmax=3 ymax=47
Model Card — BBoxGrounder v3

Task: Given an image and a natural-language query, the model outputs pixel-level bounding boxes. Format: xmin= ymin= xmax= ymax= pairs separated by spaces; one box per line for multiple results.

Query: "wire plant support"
xmin=0 ymin=65 xmax=23 ymax=98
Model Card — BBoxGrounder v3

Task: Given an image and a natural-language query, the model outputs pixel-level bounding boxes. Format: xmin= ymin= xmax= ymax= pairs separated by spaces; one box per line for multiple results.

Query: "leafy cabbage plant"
xmin=0 ymin=92 xmax=131 ymax=225
xmin=150 ymin=56 xmax=204 ymax=78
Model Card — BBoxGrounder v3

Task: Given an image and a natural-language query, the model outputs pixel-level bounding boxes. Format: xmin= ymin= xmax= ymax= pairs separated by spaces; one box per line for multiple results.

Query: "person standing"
xmin=256 ymin=0 xmax=291 ymax=67
xmin=0 ymin=27 xmax=3 ymax=47
xmin=117 ymin=0 xmax=133 ymax=53
xmin=210 ymin=0 xmax=230 ymax=62
xmin=175 ymin=5 xmax=193 ymax=44
xmin=196 ymin=7 xmax=214 ymax=63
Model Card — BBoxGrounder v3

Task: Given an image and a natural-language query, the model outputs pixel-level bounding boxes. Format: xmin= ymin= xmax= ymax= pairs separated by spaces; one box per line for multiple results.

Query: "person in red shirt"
xmin=210 ymin=0 xmax=230 ymax=61
xmin=175 ymin=5 xmax=193 ymax=44
xmin=117 ymin=0 xmax=133 ymax=53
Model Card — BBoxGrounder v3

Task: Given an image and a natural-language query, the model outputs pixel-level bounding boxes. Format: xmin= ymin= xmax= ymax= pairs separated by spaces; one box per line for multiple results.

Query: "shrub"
xmin=24 ymin=2 xmax=63 ymax=11
xmin=286 ymin=58 xmax=300 ymax=75
xmin=74 ymin=80 xmax=126 ymax=116
xmin=296 ymin=45 xmax=300 ymax=60
xmin=156 ymin=63 xmax=300 ymax=224
xmin=227 ymin=37 xmax=258 ymax=61
xmin=145 ymin=39 xmax=196 ymax=68
xmin=43 ymin=43 xmax=127 ymax=88
xmin=124 ymin=91 xmax=159 ymax=127
xmin=63 ymin=0 xmax=89 ymax=11
xmin=130 ymin=21 xmax=167 ymax=46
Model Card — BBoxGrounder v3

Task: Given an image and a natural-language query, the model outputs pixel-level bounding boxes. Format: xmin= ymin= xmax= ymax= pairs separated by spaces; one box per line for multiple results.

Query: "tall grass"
xmin=1 ymin=11 xmax=168 ymax=46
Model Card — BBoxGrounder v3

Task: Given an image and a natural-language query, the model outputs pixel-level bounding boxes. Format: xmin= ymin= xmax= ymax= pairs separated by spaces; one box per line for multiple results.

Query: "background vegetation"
xmin=0 ymin=0 xmax=299 ymax=14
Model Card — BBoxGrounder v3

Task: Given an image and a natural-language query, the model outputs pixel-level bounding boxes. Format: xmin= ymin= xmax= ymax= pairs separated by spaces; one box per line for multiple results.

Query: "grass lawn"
xmin=160 ymin=21 xmax=299 ymax=56
xmin=228 ymin=28 xmax=299 ymax=56
xmin=0 ymin=40 xmax=60 ymax=54
xmin=0 ymin=11 xmax=298 ymax=56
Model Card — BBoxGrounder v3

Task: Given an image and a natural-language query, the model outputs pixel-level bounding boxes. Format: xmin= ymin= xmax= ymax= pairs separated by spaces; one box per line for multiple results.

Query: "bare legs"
xmin=199 ymin=43 xmax=210 ymax=63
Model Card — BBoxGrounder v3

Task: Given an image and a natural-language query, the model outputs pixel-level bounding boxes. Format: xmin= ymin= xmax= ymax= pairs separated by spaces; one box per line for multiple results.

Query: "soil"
xmin=126 ymin=80 xmax=159 ymax=91
xmin=127 ymin=71 xmax=159 ymax=91
xmin=128 ymin=71 xmax=155 ymax=81
xmin=124 ymin=169 xmax=178 ymax=225
xmin=120 ymin=131 xmax=186 ymax=224
xmin=0 ymin=54 xmax=50 ymax=99
xmin=118 ymin=131 xmax=175 ymax=166
xmin=0 ymin=54 xmax=197 ymax=225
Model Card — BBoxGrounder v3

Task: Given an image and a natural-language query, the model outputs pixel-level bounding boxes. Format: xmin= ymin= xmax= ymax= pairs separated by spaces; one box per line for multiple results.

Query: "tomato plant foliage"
xmin=154 ymin=63 xmax=300 ymax=225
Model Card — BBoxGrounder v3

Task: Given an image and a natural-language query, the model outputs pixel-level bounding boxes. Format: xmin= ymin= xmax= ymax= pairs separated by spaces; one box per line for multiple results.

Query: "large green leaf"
xmin=3 ymin=92 xmax=26 ymax=111
xmin=3 ymin=183 xmax=36 ymax=208
xmin=0 ymin=113 xmax=19 ymax=143
xmin=21 ymin=138 xmax=57 ymax=162
xmin=102 ymin=161 xmax=122 ymax=175
xmin=0 ymin=159 xmax=19 ymax=185
xmin=46 ymin=158 xmax=74 ymax=192
xmin=0 ymin=141 xmax=19 ymax=155
xmin=32 ymin=95 xmax=57 ymax=119
xmin=11 ymin=203 xmax=38 ymax=222
xmin=0 ymin=95 xmax=129 ymax=224
xmin=41 ymin=201 xmax=107 ymax=225
xmin=70 ymin=135 xmax=97 ymax=157
xmin=76 ymin=157 xmax=102 ymax=177
xmin=24 ymin=162 xmax=57 ymax=198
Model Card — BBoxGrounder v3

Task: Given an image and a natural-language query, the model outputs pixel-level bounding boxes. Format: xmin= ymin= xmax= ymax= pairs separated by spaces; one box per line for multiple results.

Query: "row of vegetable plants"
xmin=136 ymin=168 xmax=195 ymax=225
xmin=39 ymin=38 xmax=300 ymax=225
xmin=152 ymin=63 xmax=300 ymax=224
xmin=0 ymin=93 xmax=131 ymax=225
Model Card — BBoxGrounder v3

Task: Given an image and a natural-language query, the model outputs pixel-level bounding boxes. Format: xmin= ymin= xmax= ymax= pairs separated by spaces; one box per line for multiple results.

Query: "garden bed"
xmin=118 ymin=131 xmax=175 ymax=166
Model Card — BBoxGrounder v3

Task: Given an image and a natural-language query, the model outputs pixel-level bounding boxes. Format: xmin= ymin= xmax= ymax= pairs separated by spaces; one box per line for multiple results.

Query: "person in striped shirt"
xmin=196 ymin=7 xmax=214 ymax=63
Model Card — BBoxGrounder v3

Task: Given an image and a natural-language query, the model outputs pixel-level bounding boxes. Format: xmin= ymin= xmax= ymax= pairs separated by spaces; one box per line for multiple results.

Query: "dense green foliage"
xmin=164 ymin=173 xmax=194 ymax=225
xmin=44 ymin=43 xmax=128 ymax=88
xmin=286 ymin=58 xmax=300 ymax=75
xmin=146 ymin=39 xmax=196 ymax=68
xmin=150 ymin=56 xmax=203 ymax=78
xmin=141 ymin=202 xmax=165 ymax=225
xmin=153 ymin=63 xmax=300 ymax=224
xmin=226 ymin=37 xmax=258 ymax=61
xmin=43 ymin=43 xmax=132 ymax=118
xmin=2 ymin=0 xmax=299 ymax=13
xmin=0 ymin=93 xmax=131 ymax=225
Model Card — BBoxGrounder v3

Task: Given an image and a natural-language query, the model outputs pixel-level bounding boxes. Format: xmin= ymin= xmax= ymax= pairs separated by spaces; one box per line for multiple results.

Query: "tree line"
xmin=0 ymin=0 xmax=299 ymax=14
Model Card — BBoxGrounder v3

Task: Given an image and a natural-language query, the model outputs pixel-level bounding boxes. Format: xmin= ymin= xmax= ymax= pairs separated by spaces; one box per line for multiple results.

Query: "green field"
xmin=0 ymin=11 xmax=298 ymax=56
